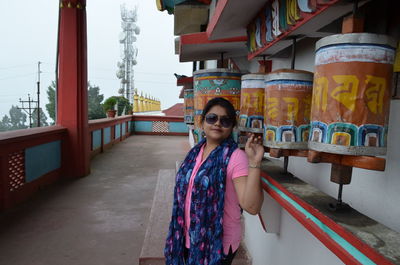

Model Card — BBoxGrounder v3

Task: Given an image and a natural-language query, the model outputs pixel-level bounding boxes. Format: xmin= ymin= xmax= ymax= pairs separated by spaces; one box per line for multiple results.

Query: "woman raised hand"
xmin=245 ymin=133 xmax=264 ymax=166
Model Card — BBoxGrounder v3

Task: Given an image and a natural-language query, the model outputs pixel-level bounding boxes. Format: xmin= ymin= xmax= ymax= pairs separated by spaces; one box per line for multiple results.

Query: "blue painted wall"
xmin=25 ymin=141 xmax=61 ymax=183
xmin=169 ymin=122 xmax=189 ymax=133
xmin=92 ymin=130 xmax=102 ymax=150
xmin=115 ymin=124 xmax=121 ymax=139
xmin=122 ymin=122 xmax=126 ymax=136
xmin=134 ymin=121 xmax=153 ymax=132
xmin=104 ymin=127 xmax=111 ymax=144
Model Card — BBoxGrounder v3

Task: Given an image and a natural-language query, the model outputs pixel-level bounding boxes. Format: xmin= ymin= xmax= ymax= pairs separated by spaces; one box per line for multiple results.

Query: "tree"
xmin=45 ymin=81 xmax=106 ymax=122
xmin=0 ymin=115 xmax=11 ymax=132
xmin=88 ymin=83 xmax=106 ymax=119
xmin=0 ymin=106 xmax=28 ymax=132
xmin=9 ymin=105 xmax=28 ymax=129
xmin=46 ymin=81 xmax=56 ymax=123
xmin=116 ymin=96 xmax=132 ymax=116
xmin=32 ymin=108 xmax=49 ymax=128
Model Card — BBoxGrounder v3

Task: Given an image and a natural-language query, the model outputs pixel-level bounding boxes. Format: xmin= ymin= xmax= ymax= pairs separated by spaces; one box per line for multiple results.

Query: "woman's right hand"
xmin=245 ymin=133 xmax=264 ymax=165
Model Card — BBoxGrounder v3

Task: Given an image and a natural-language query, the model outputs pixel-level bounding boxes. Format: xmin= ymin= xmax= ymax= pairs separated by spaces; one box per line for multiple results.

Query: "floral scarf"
xmin=164 ymin=137 xmax=238 ymax=265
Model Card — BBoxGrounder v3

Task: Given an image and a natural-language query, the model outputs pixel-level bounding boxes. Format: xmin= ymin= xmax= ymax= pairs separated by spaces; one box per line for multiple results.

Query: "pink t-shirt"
xmin=184 ymin=145 xmax=249 ymax=255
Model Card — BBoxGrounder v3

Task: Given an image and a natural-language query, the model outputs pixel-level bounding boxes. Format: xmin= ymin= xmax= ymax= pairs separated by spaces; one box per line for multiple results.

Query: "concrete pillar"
xmin=57 ymin=0 xmax=90 ymax=177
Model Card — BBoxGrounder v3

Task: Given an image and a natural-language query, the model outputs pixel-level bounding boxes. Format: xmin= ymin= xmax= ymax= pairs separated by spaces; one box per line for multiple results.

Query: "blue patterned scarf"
xmin=165 ymin=137 xmax=238 ymax=265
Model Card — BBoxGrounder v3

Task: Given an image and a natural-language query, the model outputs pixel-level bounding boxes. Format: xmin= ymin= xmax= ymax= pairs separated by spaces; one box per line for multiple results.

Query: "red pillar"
xmin=57 ymin=0 xmax=90 ymax=177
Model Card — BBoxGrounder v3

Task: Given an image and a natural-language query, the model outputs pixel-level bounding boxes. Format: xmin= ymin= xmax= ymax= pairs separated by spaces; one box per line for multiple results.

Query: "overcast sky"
xmin=0 ymin=0 xmax=192 ymax=120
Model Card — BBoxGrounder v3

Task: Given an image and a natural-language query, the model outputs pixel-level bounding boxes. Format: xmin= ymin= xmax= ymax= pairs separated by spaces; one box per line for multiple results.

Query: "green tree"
xmin=46 ymin=81 xmax=56 ymax=123
xmin=9 ymin=105 xmax=28 ymax=129
xmin=0 ymin=115 xmax=11 ymax=132
xmin=0 ymin=106 xmax=28 ymax=131
xmin=116 ymin=96 xmax=132 ymax=116
xmin=32 ymin=108 xmax=49 ymax=127
xmin=88 ymin=83 xmax=106 ymax=119
xmin=45 ymin=81 xmax=106 ymax=122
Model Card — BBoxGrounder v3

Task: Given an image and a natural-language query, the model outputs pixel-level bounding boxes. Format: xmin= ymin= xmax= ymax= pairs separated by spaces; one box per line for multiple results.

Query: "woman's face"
xmin=202 ymin=105 xmax=234 ymax=143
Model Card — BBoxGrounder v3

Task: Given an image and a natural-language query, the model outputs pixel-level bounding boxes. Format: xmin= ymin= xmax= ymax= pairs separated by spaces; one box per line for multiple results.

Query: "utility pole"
xmin=18 ymin=61 xmax=41 ymax=128
xmin=37 ymin=61 xmax=41 ymax=127
xmin=18 ymin=94 xmax=38 ymax=128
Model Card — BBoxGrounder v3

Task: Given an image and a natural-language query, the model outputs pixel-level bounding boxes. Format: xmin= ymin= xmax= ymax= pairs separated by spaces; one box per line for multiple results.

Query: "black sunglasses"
xmin=205 ymin=113 xmax=233 ymax=128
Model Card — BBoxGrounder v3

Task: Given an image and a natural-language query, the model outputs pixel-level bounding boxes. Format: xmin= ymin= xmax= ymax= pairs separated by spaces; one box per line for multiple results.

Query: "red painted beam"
xmin=196 ymin=0 xmax=211 ymax=4
xmin=180 ymin=32 xmax=246 ymax=46
xmin=88 ymin=116 xmax=132 ymax=132
xmin=177 ymin=76 xmax=193 ymax=86
xmin=132 ymin=115 xmax=184 ymax=122
xmin=0 ymin=126 xmax=67 ymax=152
xmin=57 ymin=0 xmax=90 ymax=178
xmin=206 ymin=0 xmax=229 ymax=39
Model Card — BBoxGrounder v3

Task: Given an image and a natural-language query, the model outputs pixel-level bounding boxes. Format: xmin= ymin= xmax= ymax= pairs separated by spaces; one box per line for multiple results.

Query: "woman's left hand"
xmin=245 ymin=133 xmax=265 ymax=165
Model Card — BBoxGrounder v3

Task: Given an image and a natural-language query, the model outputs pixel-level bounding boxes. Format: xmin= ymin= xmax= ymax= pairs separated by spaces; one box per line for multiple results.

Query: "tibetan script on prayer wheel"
xmin=264 ymin=69 xmax=313 ymax=150
xmin=238 ymin=74 xmax=265 ymax=148
xmin=309 ymin=33 xmax=396 ymax=156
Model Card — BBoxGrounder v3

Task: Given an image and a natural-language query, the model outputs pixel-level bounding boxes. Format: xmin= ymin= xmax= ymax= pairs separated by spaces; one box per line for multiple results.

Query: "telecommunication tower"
xmin=116 ymin=4 xmax=140 ymax=104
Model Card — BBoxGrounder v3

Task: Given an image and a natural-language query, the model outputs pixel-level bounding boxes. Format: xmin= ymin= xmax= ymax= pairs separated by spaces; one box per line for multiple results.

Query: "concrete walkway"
xmin=0 ymin=135 xmax=189 ymax=265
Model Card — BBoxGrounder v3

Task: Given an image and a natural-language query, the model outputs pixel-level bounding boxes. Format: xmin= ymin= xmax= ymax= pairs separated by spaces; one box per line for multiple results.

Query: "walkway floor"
xmin=0 ymin=135 xmax=189 ymax=265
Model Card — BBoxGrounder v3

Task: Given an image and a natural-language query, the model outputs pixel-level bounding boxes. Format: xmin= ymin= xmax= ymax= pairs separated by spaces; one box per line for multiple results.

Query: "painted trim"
xmin=134 ymin=132 xmax=188 ymax=136
xmin=25 ymin=141 xmax=62 ymax=183
xmin=115 ymin=124 xmax=121 ymax=139
xmin=88 ymin=115 xmax=132 ymax=132
xmin=104 ymin=127 xmax=111 ymax=144
xmin=0 ymin=126 xmax=67 ymax=152
xmin=180 ymin=32 xmax=247 ymax=46
xmin=133 ymin=115 xmax=184 ymax=123
xmin=92 ymin=129 xmax=102 ymax=150
xmin=169 ymin=122 xmax=189 ymax=133
xmin=206 ymin=0 xmax=229 ymax=38
xmin=177 ymin=76 xmax=193 ymax=86
xmin=248 ymin=0 xmax=340 ymax=60
xmin=261 ymin=172 xmax=394 ymax=265
xmin=134 ymin=121 xmax=153 ymax=132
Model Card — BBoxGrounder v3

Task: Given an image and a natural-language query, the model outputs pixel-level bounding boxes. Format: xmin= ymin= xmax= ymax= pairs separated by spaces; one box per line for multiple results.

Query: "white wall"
xmin=244 ymin=204 xmax=343 ymax=265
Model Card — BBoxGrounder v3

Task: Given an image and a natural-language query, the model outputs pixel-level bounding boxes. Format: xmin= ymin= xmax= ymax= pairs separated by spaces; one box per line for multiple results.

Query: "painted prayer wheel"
xmin=264 ymin=69 xmax=313 ymax=149
xmin=310 ymin=33 xmax=397 ymax=156
xmin=184 ymin=89 xmax=194 ymax=124
xmin=193 ymin=69 xmax=242 ymax=143
xmin=238 ymin=74 xmax=265 ymax=148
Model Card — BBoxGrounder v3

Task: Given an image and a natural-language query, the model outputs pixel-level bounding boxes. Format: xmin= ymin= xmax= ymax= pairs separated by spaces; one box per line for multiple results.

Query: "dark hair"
xmin=201 ymin=97 xmax=237 ymax=127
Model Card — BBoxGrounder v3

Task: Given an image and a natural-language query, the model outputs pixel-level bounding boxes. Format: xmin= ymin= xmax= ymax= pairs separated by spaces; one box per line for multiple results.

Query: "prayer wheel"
xmin=264 ymin=69 xmax=313 ymax=149
xmin=184 ymin=89 xmax=194 ymax=124
xmin=310 ymin=33 xmax=397 ymax=156
xmin=193 ymin=69 xmax=242 ymax=143
xmin=238 ymin=74 xmax=265 ymax=148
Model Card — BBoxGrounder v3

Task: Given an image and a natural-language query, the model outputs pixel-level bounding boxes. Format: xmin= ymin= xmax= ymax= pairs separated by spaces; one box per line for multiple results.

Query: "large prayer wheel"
xmin=264 ymin=69 xmax=313 ymax=149
xmin=309 ymin=33 xmax=397 ymax=156
xmin=238 ymin=74 xmax=265 ymax=148
xmin=193 ymin=69 xmax=242 ymax=143
xmin=184 ymin=89 xmax=194 ymax=124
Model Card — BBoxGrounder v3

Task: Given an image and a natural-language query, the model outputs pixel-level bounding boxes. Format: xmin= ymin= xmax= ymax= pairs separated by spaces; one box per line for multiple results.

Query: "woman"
xmin=165 ymin=97 xmax=264 ymax=265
